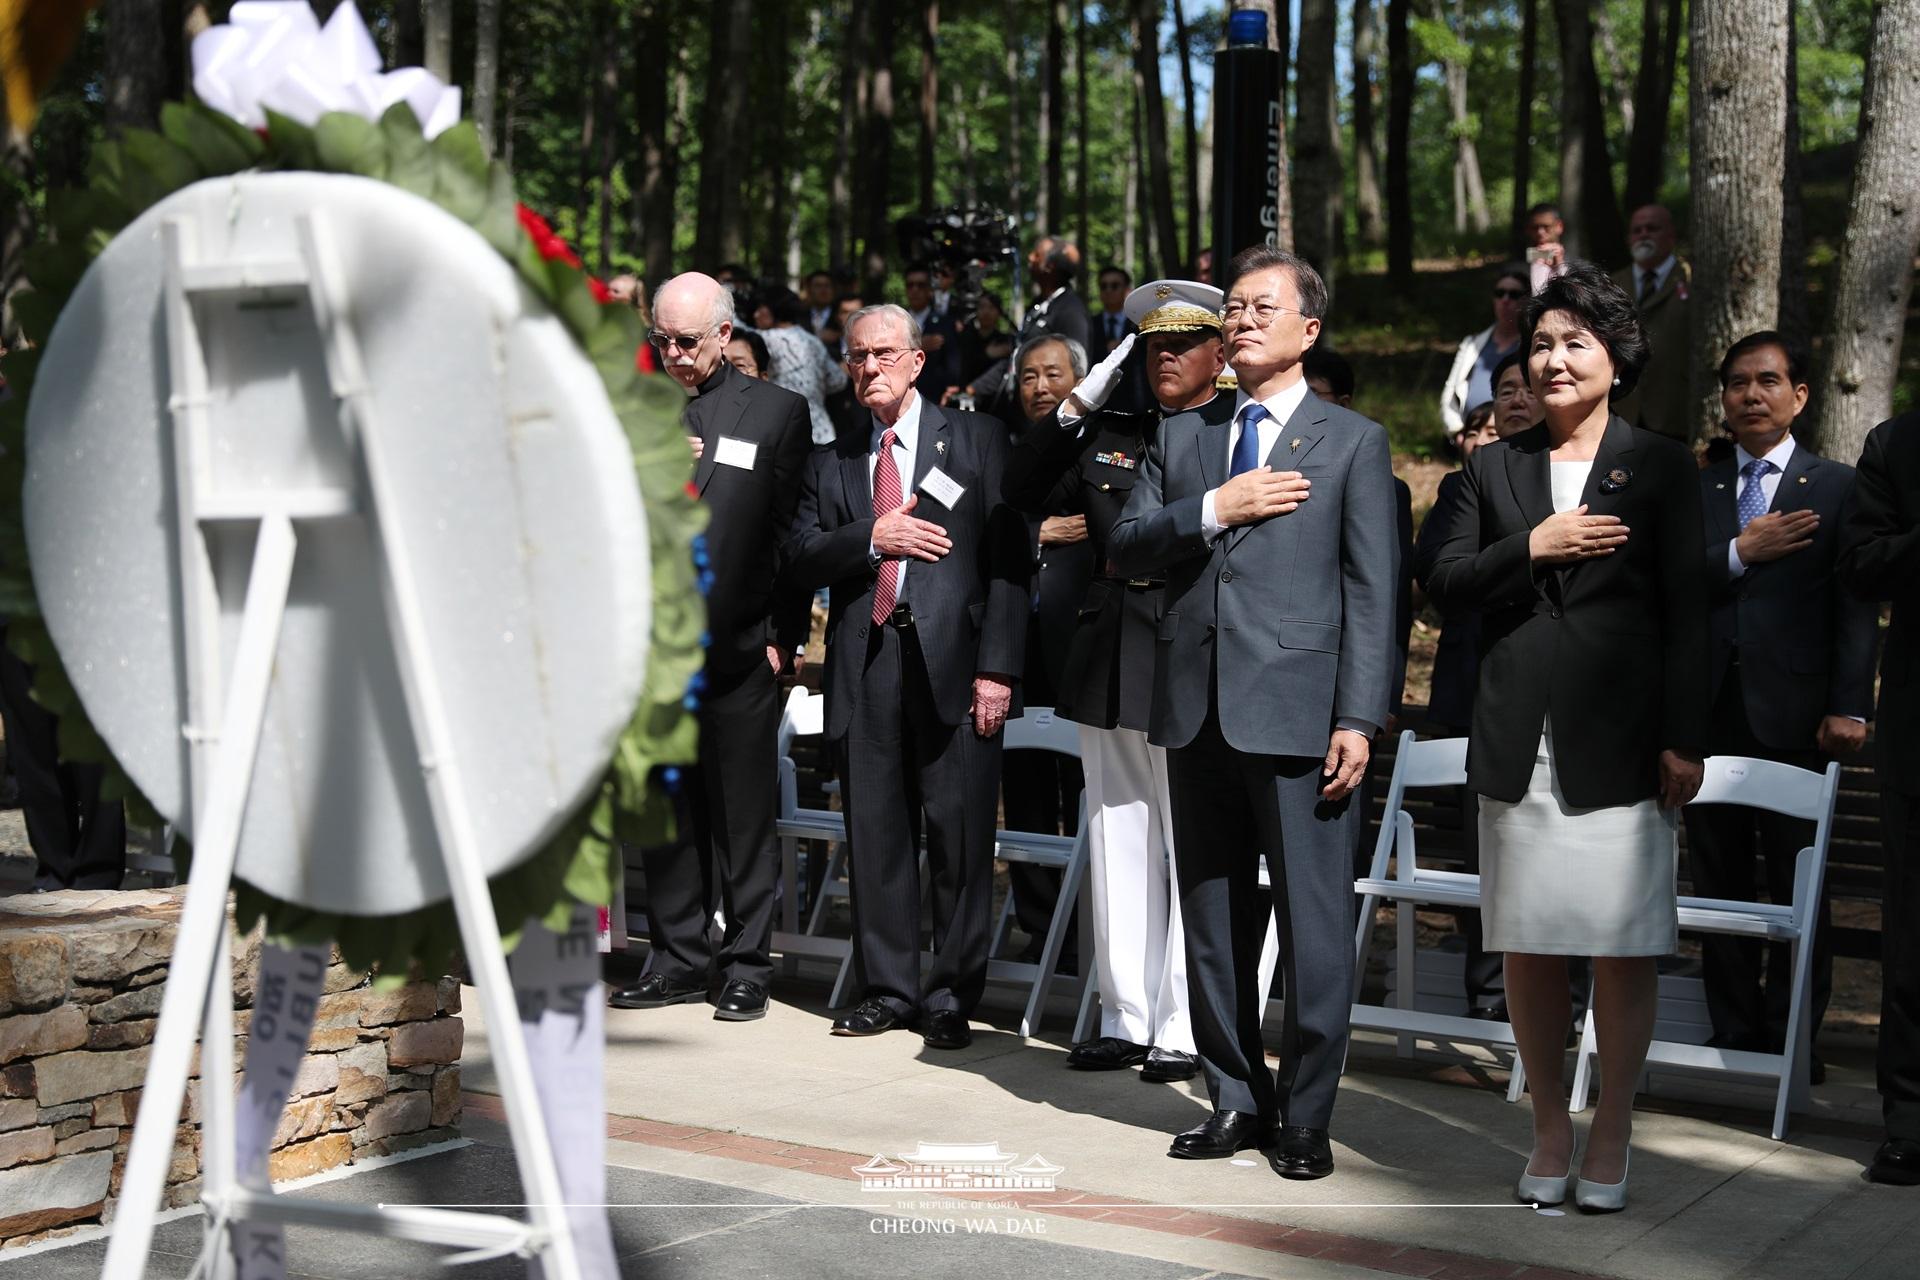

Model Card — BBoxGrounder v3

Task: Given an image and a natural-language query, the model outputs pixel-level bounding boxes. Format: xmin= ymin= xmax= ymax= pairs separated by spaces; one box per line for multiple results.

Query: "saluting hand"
xmin=1529 ymin=505 xmax=1627 ymax=564
xmin=1214 ymin=467 xmax=1311 ymax=527
xmin=872 ymin=494 xmax=953 ymax=562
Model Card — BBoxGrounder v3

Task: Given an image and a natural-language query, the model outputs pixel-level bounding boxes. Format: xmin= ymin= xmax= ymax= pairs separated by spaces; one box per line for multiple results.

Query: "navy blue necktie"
xmin=1231 ymin=404 xmax=1268 ymax=477
xmin=1737 ymin=457 xmax=1773 ymax=530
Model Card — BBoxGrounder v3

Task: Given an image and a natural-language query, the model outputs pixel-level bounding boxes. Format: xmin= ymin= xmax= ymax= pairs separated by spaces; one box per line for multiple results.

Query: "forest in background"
xmin=3 ymin=0 xmax=1913 ymax=459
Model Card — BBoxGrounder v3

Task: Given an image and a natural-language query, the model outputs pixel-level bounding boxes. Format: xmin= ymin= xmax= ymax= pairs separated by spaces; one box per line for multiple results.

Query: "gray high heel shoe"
xmin=1515 ymin=1142 xmax=1575 ymax=1206
xmin=1573 ymin=1151 xmax=1629 ymax=1213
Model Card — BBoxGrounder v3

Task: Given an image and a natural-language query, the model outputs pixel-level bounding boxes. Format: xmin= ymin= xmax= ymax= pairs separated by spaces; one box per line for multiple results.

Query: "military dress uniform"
xmin=1003 ymin=282 xmax=1276 ymax=1073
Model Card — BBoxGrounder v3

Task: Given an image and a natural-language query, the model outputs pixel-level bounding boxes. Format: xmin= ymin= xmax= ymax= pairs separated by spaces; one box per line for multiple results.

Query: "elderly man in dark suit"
xmin=610 ymin=272 xmax=812 ymax=1022
xmin=1840 ymin=410 xmax=1920 ymax=1186
xmin=1686 ymin=332 xmax=1878 ymax=1070
xmin=785 ymin=304 xmax=1031 ymax=1051
xmin=1109 ymin=247 xmax=1399 ymax=1178
xmin=1609 ymin=204 xmax=1692 ymax=442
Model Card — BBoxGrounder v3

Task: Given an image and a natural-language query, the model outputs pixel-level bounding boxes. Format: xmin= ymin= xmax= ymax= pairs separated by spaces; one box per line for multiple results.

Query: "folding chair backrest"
xmin=777 ymin=685 xmax=824 ymax=760
xmin=1002 ymin=706 xmax=1082 ymax=759
xmin=1689 ymin=755 xmax=1836 ymax=824
xmin=1368 ymin=731 xmax=1469 ymax=880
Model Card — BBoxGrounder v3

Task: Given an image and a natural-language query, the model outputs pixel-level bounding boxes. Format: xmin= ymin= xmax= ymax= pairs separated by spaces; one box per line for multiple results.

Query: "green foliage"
xmin=1 ymin=95 xmax=704 ymax=976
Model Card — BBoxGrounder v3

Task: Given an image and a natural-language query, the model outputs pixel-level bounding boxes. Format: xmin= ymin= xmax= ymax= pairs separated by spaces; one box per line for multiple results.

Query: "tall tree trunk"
xmin=1554 ymin=0 xmax=1625 ymax=264
xmin=421 ymin=0 xmax=452 ymax=83
xmin=860 ymin=3 xmax=897 ymax=299
xmin=1689 ymin=0 xmax=1789 ymax=444
xmin=1352 ymin=0 xmax=1384 ymax=247
xmin=1004 ymin=0 xmax=1024 ymax=248
xmin=1123 ymin=81 xmax=1140 ymax=276
xmin=0 ymin=139 xmax=34 ymax=343
xmin=1510 ymin=0 xmax=1537 ymax=251
xmin=1172 ymin=0 xmax=1200 ymax=268
xmin=767 ymin=0 xmax=801 ymax=278
xmin=1591 ymin=3 xmax=1635 ymax=136
xmin=104 ymin=0 xmax=167 ymax=135
xmin=1293 ymin=0 xmax=1342 ymax=288
xmin=918 ymin=1 xmax=938 ymax=214
xmin=1040 ymin=3 xmax=1065 ymax=232
xmin=391 ymin=0 xmax=423 ymax=68
xmin=1440 ymin=0 xmax=1490 ymax=235
xmin=831 ymin=1 xmax=866 ymax=270
xmin=1133 ymin=0 xmax=1182 ymax=276
xmin=634 ymin=0 xmax=675 ymax=288
xmin=1622 ymin=0 xmax=1679 ymax=209
xmin=1077 ymin=1 xmax=1091 ymax=253
xmin=1814 ymin=0 xmax=1920 ymax=462
xmin=594 ymin=7 xmax=620 ymax=275
xmin=575 ymin=0 xmax=607 ymax=242
xmin=1777 ymin=3 xmax=1810 ymax=357
xmin=1386 ymin=0 xmax=1413 ymax=287
xmin=472 ymin=0 xmax=501 ymax=154
xmin=955 ymin=80 xmax=980 ymax=205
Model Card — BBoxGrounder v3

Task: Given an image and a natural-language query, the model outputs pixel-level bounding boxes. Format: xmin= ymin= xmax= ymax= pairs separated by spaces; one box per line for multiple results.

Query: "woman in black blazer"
xmin=1418 ymin=264 xmax=1709 ymax=1213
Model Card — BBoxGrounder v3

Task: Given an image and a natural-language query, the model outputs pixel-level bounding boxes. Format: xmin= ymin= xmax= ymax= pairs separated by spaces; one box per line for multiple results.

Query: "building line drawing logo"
xmin=853 ymin=1142 xmax=1063 ymax=1192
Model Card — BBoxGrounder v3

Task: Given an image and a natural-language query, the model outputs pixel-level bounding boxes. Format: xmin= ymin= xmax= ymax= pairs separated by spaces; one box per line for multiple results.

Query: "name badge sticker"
xmin=715 ymin=436 xmax=758 ymax=470
xmin=921 ymin=467 xmax=967 ymax=509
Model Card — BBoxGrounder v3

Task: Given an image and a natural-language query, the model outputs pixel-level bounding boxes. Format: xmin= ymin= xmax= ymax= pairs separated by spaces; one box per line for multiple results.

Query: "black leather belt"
xmin=1121 ymin=578 xmax=1163 ymax=591
xmin=884 ymin=603 xmax=915 ymax=628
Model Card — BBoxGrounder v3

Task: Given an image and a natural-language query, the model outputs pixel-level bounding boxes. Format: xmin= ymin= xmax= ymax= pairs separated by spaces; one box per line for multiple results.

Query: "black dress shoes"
xmin=1868 ymin=1138 xmax=1920 ymax=1186
xmin=1268 ymin=1126 xmax=1335 ymax=1180
xmin=1066 ymin=1036 xmax=1149 ymax=1070
xmin=1139 ymin=1047 xmax=1199 ymax=1083
xmin=922 ymin=1009 xmax=973 ymax=1050
xmin=1168 ymin=1110 xmax=1267 ymax=1159
xmin=711 ymin=979 xmax=769 ymax=1022
xmin=831 ymin=997 xmax=911 ymax=1037
xmin=608 ymin=973 xmax=708 ymax=1010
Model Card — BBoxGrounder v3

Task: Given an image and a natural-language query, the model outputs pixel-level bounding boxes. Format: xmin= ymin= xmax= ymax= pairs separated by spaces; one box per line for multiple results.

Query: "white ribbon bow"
xmin=192 ymin=1 xmax=461 ymax=139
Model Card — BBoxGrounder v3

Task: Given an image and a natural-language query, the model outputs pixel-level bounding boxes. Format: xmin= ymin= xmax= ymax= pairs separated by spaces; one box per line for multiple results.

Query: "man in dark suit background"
xmin=1839 ymin=410 xmax=1920 ymax=1186
xmin=785 ymin=304 xmax=1031 ymax=1051
xmin=904 ymin=263 xmax=960 ymax=402
xmin=1090 ymin=266 xmax=1137 ymax=364
xmin=1686 ymin=332 xmax=1878 ymax=1069
xmin=1109 ymin=247 xmax=1399 ymax=1179
xmin=610 ymin=272 xmax=811 ymax=1023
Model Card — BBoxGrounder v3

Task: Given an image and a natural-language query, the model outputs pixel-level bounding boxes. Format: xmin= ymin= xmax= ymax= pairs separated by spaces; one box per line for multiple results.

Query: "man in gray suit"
xmin=1109 ymin=247 xmax=1399 ymax=1179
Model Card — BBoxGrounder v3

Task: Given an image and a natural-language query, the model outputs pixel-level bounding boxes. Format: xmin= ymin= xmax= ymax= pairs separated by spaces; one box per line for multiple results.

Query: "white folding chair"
xmin=827 ymin=706 xmax=1091 ymax=1035
xmin=1569 ymin=755 xmax=1841 ymax=1140
xmin=771 ymin=686 xmax=854 ymax=977
xmin=1347 ymin=731 xmax=1527 ymax=1101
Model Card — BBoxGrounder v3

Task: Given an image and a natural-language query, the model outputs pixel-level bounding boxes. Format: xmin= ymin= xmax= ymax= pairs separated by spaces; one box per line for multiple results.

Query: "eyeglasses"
xmin=1219 ymin=301 xmax=1304 ymax=327
xmin=647 ymin=326 xmax=716 ymax=352
xmin=845 ymin=347 xmax=913 ymax=368
xmin=1492 ymin=287 xmax=1527 ymax=300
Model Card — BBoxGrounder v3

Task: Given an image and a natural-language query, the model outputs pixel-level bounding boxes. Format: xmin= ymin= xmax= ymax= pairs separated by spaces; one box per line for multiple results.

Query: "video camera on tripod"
xmin=894 ymin=206 xmax=1016 ymax=328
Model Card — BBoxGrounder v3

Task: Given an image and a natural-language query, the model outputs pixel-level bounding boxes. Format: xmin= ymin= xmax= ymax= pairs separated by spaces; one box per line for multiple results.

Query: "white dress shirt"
xmin=1200 ymin=377 xmax=1314 ymax=540
xmin=868 ymin=390 xmax=925 ymax=594
xmin=1727 ymin=432 xmax=1797 ymax=577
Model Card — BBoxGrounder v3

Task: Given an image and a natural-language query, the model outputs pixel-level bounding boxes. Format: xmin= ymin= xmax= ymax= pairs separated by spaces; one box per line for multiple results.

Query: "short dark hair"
xmin=729 ymin=329 xmax=771 ymax=376
xmin=1097 ymin=264 xmax=1131 ymax=286
xmin=1526 ymin=202 xmax=1563 ymax=222
xmin=1302 ymin=344 xmax=1355 ymax=400
xmin=1494 ymin=263 xmax=1530 ymax=292
xmin=1491 ymin=347 xmax=1527 ymax=388
xmin=805 ymin=269 xmax=833 ymax=286
xmin=1035 ymin=237 xmax=1080 ymax=284
xmin=904 ymin=262 xmax=934 ymax=284
xmin=1521 ymin=261 xmax=1649 ymax=400
xmin=976 ymin=289 xmax=1004 ymax=317
xmin=762 ymin=286 xmax=809 ymax=327
xmin=1718 ymin=330 xmax=1808 ymax=387
xmin=1225 ymin=246 xmax=1329 ymax=320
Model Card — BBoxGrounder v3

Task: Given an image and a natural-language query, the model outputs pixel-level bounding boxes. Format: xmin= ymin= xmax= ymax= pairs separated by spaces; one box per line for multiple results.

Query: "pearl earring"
xmin=1612 ymin=376 xmax=1621 ymax=386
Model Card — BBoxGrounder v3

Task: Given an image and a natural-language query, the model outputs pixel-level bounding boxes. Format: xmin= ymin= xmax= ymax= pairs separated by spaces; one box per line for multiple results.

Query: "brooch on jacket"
xmin=1094 ymin=451 xmax=1138 ymax=470
xmin=1598 ymin=466 xmax=1632 ymax=494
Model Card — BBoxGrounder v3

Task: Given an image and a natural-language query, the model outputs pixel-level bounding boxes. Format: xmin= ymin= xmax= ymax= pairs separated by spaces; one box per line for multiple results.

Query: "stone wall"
xmin=0 ymin=889 xmax=463 ymax=1250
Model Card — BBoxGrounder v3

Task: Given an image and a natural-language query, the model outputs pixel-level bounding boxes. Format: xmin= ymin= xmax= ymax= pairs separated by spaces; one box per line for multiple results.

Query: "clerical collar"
xmin=696 ymin=364 xmax=729 ymax=397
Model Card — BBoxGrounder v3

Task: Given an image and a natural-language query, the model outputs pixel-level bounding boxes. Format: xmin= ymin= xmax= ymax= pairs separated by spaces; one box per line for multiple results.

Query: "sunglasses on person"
xmin=1492 ymin=286 xmax=1527 ymax=300
xmin=647 ymin=325 xmax=717 ymax=352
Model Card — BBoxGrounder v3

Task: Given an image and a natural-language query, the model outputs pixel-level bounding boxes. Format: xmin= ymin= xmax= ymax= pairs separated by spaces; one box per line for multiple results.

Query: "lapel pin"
xmin=1715 ymin=482 xmax=1726 ymax=489
xmin=934 ymin=440 xmax=947 ymax=457
xmin=1797 ymin=475 xmax=1807 ymax=484
xmin=1290 ymin=437 xmax=1302 ymax=452
xmin=1599 ymin=466 xmax=1633 ymax=494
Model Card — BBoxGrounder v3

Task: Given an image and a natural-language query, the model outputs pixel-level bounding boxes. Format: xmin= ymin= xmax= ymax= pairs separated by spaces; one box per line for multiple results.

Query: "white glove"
xmin=1063 ymin=332 xmax=1135 ymax=420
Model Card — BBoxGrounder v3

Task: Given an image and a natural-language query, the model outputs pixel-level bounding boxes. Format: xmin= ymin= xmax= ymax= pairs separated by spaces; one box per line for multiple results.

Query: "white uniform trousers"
xmin=1081 ymin=724 xmax=1279 ymax=1053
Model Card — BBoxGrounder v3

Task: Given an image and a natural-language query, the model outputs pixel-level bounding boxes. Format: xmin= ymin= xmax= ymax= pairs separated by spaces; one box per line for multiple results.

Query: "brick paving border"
xmin=463 ymin=1092 xmax=1608 ymax=1280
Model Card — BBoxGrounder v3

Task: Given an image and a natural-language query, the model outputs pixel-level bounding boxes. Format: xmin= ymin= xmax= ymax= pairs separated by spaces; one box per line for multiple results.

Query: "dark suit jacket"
xmin=1088 ymin=313 xmax=1138 ymax=364
xmin=1417 ymin=416 xmax=1710 ymax=806
xmin=1392 ymin=475 xmax=1415 ymax=718
xmin=688 ymin=364 xmax=813 ymax=673
xmin=1003 ymin=393 xmax=1238 ymax=731
xmin=784 ymin=399 xmax=1032 ymax=739
xmin=1108 ymin=391 xmax=1400 ymax=757
xmin=1419 ymin=469 xmax=1484 ymax=731
xmin=913 ymin=310 xmax=961 ymax=400
xmin=1840 ymin=412 xmax=1920 ymax=796
xmin=1025 ymin=286 xmax=1091 ymax=352
xmin=1701 ymin=443 xmax=1879 ymax=750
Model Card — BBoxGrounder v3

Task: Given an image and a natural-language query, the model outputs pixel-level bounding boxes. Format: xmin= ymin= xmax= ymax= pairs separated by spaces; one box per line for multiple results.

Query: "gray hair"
xmin=843 ymin=303 xmax=922 ymax=350
xmin=656 ymin=272 xmax=736 ymax=331
xmin=1015 ymin=334 xmax=1088 ymax=380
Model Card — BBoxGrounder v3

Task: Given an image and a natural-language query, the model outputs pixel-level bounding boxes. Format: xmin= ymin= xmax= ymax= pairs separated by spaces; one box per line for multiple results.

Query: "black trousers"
xmin=640 ymin=657 xmax=781 ymax=988
xmin=1682 ymin=666 xmax=1832 ymax=1051
xmin=834 ymin=622 xmax=1000 ymax=1018
xmin=1167 ymin=702 xmax=1356 ymax=1127
xmin=1002 ymin=750 xmax=1083 ymax=957
xmin=0 ymin=635 xmax=125 ymax=891
xmin=1881 ymin=784 xmax=1920 ymax=1141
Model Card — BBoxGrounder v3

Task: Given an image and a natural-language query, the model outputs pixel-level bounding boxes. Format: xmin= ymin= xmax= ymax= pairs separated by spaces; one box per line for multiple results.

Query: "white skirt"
xmin=1477 ymin=721 xmax=1679 ymax=957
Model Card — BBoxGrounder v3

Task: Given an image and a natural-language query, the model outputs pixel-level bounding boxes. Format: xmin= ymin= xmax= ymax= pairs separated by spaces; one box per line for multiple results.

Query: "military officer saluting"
xmin=1003 ymin=280 xmax=1276 ymax=1083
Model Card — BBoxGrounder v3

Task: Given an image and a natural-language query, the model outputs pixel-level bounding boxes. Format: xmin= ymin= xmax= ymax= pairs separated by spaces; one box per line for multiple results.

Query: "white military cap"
xmin=1124 ymin=279 xmax=1225 ymax=335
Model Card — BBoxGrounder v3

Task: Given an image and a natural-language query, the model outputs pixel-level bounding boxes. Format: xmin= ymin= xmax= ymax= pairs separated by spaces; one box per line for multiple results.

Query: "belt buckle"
xmin=888 ymin=603 xmax=914 ymax=628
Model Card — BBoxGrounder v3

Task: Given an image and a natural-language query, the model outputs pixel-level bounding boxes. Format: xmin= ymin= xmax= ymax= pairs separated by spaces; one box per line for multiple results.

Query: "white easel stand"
xmin=101 ymin=209 xmax=587 ymax=1280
